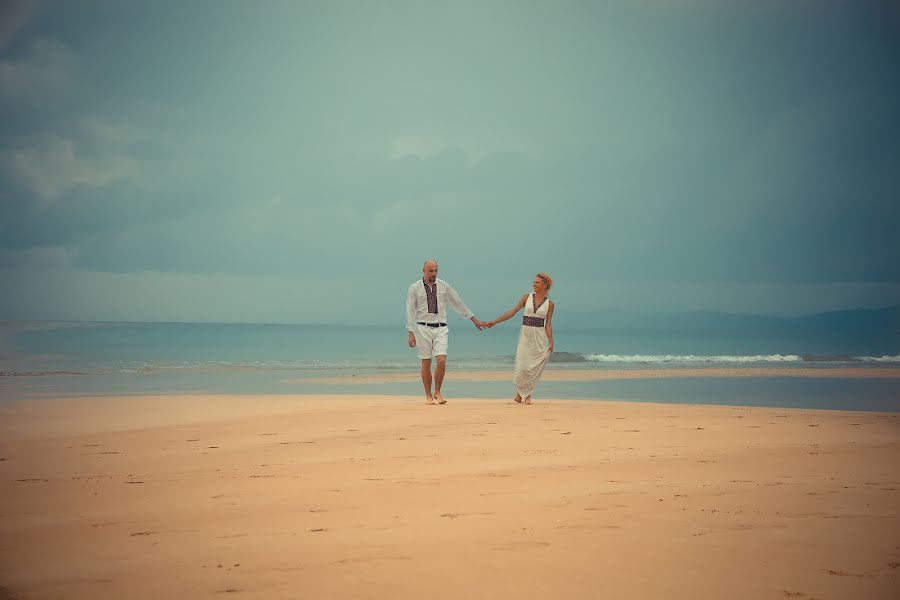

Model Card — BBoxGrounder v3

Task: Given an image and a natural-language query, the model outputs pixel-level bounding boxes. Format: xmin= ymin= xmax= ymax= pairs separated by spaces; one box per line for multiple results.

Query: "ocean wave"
xmin=583 ymin=353 xmax=900 ymax=364
xmin=0 ymin=370 xmax=96 ymax=377
xmin=855 ymin=354 xmax=900 ymax=363
xmin=584 ymin=354 xmax=804 ymax=364
xmin=6 ymin=354 xmax=898 ymax=377
xmin=108 ymin=359 xmax=431 ymax=374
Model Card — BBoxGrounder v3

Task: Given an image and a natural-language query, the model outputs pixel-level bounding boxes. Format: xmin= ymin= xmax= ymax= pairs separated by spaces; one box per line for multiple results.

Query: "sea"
xmin=1 ymin=320 xmax=898 ymax=411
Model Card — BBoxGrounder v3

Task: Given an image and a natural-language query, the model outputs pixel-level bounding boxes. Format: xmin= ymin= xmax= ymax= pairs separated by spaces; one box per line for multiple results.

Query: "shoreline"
xmin=285 ymin=366 xmax=900 ymax=385
xmin=2 ymin=367 xmax=899 ymax=414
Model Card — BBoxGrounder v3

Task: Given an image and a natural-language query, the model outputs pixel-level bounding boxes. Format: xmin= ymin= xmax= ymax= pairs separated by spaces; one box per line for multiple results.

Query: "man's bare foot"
xmin=514 ymin=394 xmax=523 ymax=403
xmin=435 ymin=392 xmax=447 ymax=405
xmin=425 ymin=397 xmax=435 ymax=405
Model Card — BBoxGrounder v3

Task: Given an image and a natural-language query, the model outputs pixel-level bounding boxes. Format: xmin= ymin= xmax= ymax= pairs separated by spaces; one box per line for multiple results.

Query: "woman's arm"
xmin=545 ymin=301 xmax=555 ymax=352
xmin=486 ymin=294 xmax=528 ymax=327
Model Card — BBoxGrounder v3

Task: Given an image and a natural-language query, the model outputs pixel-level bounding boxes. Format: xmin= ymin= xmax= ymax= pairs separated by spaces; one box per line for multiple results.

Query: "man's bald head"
xmin=423 ymin=259 xmax=438 ymax=283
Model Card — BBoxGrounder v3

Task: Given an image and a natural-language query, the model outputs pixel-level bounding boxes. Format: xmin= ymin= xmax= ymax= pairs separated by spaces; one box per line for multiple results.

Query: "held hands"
xmin=471 ymin=317 xmax=504 ymax=330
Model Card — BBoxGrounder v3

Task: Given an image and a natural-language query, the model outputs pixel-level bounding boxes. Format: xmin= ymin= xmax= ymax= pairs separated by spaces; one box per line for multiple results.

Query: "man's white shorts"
xmin=414 ymin=324 xmax=449 ymax=360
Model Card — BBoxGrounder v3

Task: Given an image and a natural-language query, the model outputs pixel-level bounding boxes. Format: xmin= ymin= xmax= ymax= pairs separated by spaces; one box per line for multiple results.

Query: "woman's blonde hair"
xmin=536 ymin=272 xmax=553 ymax=290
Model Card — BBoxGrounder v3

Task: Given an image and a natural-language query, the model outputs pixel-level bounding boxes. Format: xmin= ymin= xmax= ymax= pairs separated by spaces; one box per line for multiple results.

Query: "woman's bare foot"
xmin=514 ymin=394 xmax=523 ymax=403
xmin=524 ymin=396 xmax=533 ymax=405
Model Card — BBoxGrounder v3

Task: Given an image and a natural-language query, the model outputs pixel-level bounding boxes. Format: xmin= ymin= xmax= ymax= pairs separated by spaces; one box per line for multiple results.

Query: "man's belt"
xmin=417 ymin=322 xmax=447 ymax=328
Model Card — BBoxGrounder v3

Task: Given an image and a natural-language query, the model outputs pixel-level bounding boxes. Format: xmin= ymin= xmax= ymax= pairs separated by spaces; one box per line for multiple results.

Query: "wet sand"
xmin=284 ymin=366 xmax=900 ymax=385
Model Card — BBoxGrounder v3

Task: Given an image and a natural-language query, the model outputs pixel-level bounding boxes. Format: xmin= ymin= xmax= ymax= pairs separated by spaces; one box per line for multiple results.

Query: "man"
xmin=406 ymin=259 xmax=486 ymax=405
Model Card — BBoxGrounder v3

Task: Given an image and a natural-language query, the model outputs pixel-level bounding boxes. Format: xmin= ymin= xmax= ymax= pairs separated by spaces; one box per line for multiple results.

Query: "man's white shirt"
xmin=406 ymin=278 xmax=474 ymax=332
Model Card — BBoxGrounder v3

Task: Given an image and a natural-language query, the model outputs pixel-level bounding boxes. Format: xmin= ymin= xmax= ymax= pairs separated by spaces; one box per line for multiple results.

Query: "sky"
xmin=1 ymin=0 xmax=898 ymax=325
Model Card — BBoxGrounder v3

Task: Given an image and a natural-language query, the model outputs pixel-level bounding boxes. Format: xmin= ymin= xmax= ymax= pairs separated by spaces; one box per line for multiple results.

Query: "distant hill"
xmin=552 ymin=305 xmax=900 ymax=336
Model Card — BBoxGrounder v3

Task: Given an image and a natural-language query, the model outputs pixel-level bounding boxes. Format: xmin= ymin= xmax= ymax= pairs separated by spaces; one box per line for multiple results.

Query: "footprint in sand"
xmin=823 ymin=568 xmax=869 ymax=578
xmin=492 ymin=541 xmax=551 ymax=551
xmin=332 ymin=555 xmax=413 ymax=566
xmin=90 ymin=521 xmax=124 ymax=528
xmin=0 ymin=586 xmax=20 ymax=599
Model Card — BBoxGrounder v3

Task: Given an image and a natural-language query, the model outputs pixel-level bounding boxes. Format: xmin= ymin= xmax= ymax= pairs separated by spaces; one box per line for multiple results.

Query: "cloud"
xmin=0 ymin=268 xmax=400 ymax=323
xmin=386 ymin=133 xmax=539 ymax=165
xmin=566 ymin=280 xmax=900 ymax=317
xmin=0 ymin=245 xmax=78 ymax=268
xmin=0 ymin=0 xmax=40 ymax=52
xmin=2 ymin=266 xmax=899 ymax=323
xmin=2 ymin=135 xmax=138 ymax=203
xmin=76 ymin=117 xmax=147 ymax=147
xmin=0 ymin=37 xmax=75 ymax=103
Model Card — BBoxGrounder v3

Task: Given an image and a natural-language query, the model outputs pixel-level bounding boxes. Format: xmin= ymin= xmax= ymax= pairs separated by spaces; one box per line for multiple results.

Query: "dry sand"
xmin=1 ymin=393 xmax=899 ymax=599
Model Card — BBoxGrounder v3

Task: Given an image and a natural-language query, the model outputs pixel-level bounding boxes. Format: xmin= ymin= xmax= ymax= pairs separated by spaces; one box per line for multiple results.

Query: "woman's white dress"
xmin=514 ymin=292 xmax=551 ymax=398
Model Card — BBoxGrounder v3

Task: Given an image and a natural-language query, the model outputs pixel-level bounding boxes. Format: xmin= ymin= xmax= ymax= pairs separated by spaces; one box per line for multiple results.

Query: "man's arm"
xmin=406 ymin=284 xmax=418 ymax=332
xmin=406 ymin=285 xmax=418 ymax=347
xmin=444 ymin=283 xmax=486 ymax=330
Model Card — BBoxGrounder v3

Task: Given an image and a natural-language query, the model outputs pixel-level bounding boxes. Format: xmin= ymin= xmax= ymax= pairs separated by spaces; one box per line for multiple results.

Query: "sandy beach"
xmin=1 ymin=392 xmax=899 ymax=599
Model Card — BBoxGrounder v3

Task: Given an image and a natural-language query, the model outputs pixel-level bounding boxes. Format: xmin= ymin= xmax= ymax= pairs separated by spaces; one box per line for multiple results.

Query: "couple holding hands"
xmin=406 ymin=259 xmax=554 ymax=405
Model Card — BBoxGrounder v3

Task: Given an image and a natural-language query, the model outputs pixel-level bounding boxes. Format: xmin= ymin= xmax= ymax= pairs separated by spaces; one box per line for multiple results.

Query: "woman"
xmin=486 ymin=273 xmax=555 ymax=404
